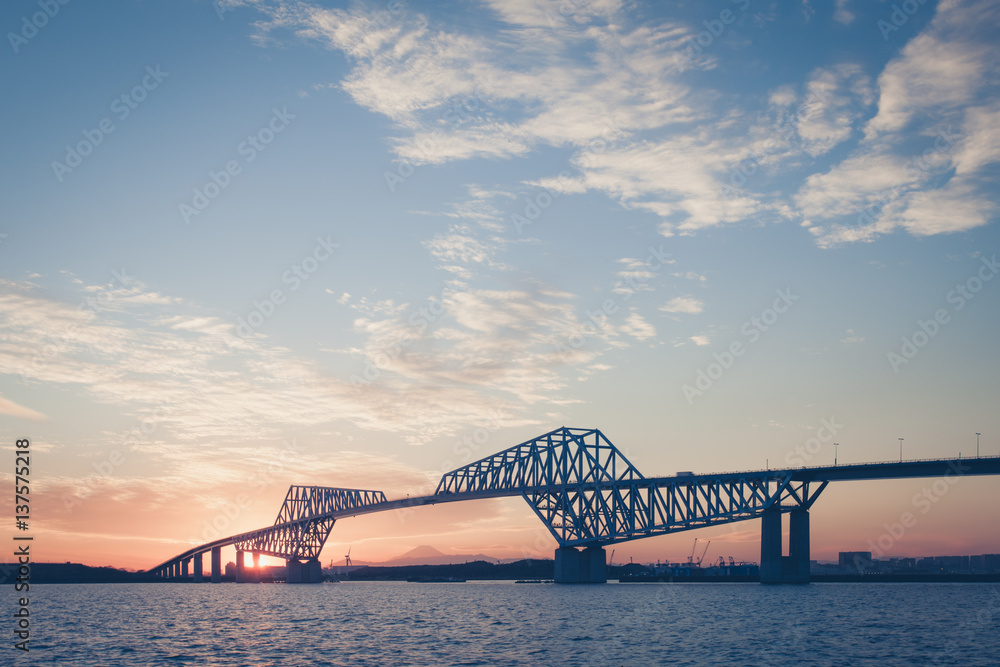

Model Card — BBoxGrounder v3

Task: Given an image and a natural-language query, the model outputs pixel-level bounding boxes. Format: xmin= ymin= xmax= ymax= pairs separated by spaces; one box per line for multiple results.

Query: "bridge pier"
xmin=554 ymin=546 xmax=607 ymax=583
xmin=211 ymin=547 xmax=221 ymax=583
xmin=286 ymin=559 xmax=303 ymax=583
xmin=306 ymin=557 xmax=323 ymax=583
xmin=236 ymin=549 xmax=246 ymax=582
xmin=181 ymin=558 xmax=190 ymax=580
xmin=252 ymin=551 xmax=261 ymax=582
xmin=760 ymin=507 xmax=810 ymax=584
xmin=193 ymin=553 xmax=203 ymax=582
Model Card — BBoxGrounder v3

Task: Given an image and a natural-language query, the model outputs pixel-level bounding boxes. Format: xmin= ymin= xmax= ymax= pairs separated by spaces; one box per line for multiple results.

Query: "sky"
xmin=1 ymin=0 xmax=999 ymax=572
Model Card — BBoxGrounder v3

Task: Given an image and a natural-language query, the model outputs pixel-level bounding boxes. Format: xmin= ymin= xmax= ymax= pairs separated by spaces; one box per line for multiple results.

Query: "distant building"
xmin=839 ymin=551 xmax=873 ymax=573
xmin=984 ymin=554 xmax=1000 ymax=573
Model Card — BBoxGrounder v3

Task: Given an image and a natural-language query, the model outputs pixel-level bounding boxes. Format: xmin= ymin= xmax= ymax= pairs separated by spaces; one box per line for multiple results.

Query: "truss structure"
xmin=436 ymin=427 xmax=828 ymax=547
xmin=234 ymin=486 xmax=386 ymax=561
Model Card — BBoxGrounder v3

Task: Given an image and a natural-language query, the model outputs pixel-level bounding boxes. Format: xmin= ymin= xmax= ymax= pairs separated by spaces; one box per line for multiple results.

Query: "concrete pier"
xmin=286 ymin=559 xmax=303 ymax=583
xmin=306 ymin=558 xmax=323 ymax=583
xmin=760 ymin=507 xmax=810 ymax=584
xmin=193 ymin=553 xmax=203 ymax=583
xmin=181 ymin=558 xmax=190 ymax=579
xmin=236 ymin=549 xmax=246 ymax=582
xmin=211 ymin=546 xmax=221 ymax=583
xmin=554 ymin=546 xmax=606 ymax=583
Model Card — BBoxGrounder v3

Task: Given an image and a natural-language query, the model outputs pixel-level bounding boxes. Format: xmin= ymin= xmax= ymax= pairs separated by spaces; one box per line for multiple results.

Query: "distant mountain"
xmin=380 ymin=545 xmax=500 ymax=566
xmin=326 ymin=545 xmax=520 ymax=569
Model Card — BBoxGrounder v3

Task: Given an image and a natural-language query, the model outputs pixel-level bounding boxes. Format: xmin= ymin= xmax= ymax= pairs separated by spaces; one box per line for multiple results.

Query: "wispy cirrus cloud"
xmin=235 ymin=0 xmax=998 ymax=246
xmin=800 ymin=0 xmax=1000 ymax=246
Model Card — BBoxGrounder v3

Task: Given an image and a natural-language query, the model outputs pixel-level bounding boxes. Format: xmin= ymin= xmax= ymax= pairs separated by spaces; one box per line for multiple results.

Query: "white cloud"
xmin=661 ymin=296 xmax=704 ymax=314
xmin=833 ymin=0 xmax=855 ymax=25
xmin=841 ymin=329 xmax=864 ymax=344
xmin=241 ymin=0 xmax=998 ymax=246
xmin=689 ymin=335 xmax=710 ymax=346
xmin=619 ymin=312 xmax=656 ymax=341
xmin=0 ymin=395 xmax=47 ymax=421
xmin=795 ymin=65 xmax=872 ymax=156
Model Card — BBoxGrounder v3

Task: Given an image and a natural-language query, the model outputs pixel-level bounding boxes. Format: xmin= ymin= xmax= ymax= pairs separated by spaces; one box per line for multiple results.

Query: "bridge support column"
xmin=786 ymin=508 xmax=811 ymax=583
xmin=171 ymin=562 xmax=179 ymax=579
xmin=193 ymin=553 xmax=203 ymax=583
xmin=760 ymin=508 xmax=783 ymax=583
xmin=760 ymin=507 xmax=810 ymax=584
xmin=181 ymin=558 xmax=190 ymax=580
xmin=305 ymin=558 xmax=323 ymax=583
xmin=236 ymin=550 xmax=247 ymax=583
xmin=554 ymin=546 xmax=606 ymax=583
xmin=286 ymin=559 xmax=303 ymax=583
xmin=251 ymin=552 xmax=261 ymax=582
xmin=211 ymin=547 xmax=221 ymax=583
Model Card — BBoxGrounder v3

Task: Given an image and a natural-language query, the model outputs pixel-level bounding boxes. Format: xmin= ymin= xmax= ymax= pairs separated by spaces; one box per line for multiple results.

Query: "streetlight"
xmin=834 ymin=442 xmax=839 ymax=466
xmin=898 ymin=437 xmax=904 ymax=462
xmin=976 ymin=432 xmax=981 ymax=458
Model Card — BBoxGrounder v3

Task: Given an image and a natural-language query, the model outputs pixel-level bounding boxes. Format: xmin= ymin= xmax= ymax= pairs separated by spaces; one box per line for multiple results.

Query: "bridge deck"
xmin=147 ymin=454 xmax=1000 ymax=573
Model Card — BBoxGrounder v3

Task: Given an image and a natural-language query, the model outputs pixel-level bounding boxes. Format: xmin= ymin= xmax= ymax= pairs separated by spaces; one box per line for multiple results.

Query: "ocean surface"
xmin=14 ymin=581 xmax=1000 ymax=666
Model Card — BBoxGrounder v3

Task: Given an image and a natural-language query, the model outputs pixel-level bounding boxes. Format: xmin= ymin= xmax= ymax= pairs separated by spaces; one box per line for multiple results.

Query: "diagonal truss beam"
xmin=234 ymin=486 xmax=386 ymax=561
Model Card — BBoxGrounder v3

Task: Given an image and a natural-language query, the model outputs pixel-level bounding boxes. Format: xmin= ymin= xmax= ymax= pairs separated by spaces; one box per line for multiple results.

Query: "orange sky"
xmin=8 ymin=457 xmax=999 ymax=571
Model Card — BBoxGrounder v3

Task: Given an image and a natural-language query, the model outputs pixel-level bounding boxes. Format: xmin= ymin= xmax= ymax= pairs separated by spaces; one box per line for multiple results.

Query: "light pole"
xmin=898 ymin=437 xmax=904 ymax=462
xmin=834 ymin=442 xmax=839 ymax=466
xmin=976 ymin=433 xmax=981 ymax=458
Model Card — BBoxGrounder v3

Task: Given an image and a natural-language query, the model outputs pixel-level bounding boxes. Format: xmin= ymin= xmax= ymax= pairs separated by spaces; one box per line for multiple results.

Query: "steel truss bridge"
xmin=148 ymin=427 xmax=1000 ymax=584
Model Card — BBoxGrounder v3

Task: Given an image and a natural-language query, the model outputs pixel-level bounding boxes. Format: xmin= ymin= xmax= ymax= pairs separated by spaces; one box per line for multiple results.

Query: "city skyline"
xmin=2 ymin=0 xmax=1000 ymax=572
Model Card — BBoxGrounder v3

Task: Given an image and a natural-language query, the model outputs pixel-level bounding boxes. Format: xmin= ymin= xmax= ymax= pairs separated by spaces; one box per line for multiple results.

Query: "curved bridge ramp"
xmin=147 ymin=426 xmax=1000 ymax=584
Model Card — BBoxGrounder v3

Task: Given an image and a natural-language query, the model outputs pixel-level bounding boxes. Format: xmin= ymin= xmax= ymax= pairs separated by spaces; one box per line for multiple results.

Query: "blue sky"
xmin=1 ymin=0 xmax=999 ymax=568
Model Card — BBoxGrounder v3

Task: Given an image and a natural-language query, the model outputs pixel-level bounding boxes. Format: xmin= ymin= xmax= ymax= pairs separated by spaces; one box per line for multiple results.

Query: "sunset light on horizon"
xmin=2 ymin=0 xmax=1000 ymax=578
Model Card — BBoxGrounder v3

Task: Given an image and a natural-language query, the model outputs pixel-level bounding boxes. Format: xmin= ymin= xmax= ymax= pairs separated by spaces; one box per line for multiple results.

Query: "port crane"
xmin=686 ymin=538 xmax=711 ymax=566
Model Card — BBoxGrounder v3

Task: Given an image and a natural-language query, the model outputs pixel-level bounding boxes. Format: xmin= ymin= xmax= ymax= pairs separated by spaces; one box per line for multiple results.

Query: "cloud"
xmin=0 ymin=395 xmax=47 ymax=421
xmin=841 ymin=329 xmax=864 ymax=344
xmin=619 ymin=312 xmax=656 ymax=341
xmin=661 ymin=296 xmax=704 ymax=314
xmin=795 ymin=65 xmax=873 ymax=156
xmin=239 ymin=0 xmax=997 ymax=246
xmin=833 ymin=0 xmax=855 ymax=25
xmin=689 ymin=335 xmax=711 ymax=346
xmin=798 ymin=0 xmax=1000 ymax=245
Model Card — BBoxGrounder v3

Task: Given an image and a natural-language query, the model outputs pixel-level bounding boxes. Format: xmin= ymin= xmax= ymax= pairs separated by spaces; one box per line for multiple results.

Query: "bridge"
xmin=147 ymin=427 xmax=1000 ymax=584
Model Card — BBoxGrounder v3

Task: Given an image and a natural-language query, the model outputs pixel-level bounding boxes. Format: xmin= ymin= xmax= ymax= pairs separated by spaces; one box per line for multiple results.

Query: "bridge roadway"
xmin=146 ymin=426 xmax=1000 ymax=585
